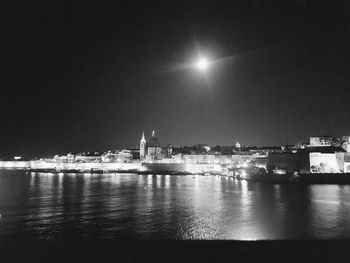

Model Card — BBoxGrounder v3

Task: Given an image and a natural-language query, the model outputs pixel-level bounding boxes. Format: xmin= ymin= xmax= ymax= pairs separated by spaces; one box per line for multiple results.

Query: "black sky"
xmin=1 ymin=0 xmax=350 ymax=158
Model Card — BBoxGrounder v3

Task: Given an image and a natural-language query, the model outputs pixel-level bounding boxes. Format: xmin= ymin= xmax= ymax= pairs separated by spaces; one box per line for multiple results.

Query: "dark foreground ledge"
xmin=1 ymin=239 xmax=350 ymax=263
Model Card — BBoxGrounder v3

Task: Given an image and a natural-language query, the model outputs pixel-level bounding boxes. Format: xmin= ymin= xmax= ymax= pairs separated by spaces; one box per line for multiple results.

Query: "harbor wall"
xmin=141 ymin=163 xmax=222 ymax=173
xmin=141 ymin=163 xmax=187 ymax=172
xmin=0 ymin=161 xmax=223 ymax=174
xmin=29 ymin=161 xmax=142 ymax=171
xmin=184 ymin=163 xmax=223 ymax=173
xmin=0 ymin=161 xmax=30 ymax=168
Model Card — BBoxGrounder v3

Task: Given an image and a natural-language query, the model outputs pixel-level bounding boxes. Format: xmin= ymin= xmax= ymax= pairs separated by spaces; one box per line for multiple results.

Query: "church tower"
xmin=140 ymin=131 xmax=147 ymax=160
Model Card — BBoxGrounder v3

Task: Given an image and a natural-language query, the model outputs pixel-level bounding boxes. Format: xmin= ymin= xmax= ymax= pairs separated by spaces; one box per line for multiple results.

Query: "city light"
xmin=240 ymin=170 xmax=247 ymax=179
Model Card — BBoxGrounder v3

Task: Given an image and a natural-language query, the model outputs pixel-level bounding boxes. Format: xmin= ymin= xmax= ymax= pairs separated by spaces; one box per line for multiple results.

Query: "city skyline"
xmin=1 ymin=1 xmax=349 ymax=158
xmin=2 ymin=1 xmax=350 ymax=259
xmin=2 ymin=129 xmax=346 ymax=160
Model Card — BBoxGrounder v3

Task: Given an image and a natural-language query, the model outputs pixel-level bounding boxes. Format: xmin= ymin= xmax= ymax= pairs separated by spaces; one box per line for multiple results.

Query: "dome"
xmin=148 ymin=136 xmax=161 ymax=148
xmin=147 ymin=130 xmax=161 ymax=148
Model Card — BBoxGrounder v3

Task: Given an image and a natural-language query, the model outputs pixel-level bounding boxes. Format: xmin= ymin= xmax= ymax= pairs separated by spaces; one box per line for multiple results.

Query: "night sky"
xmin=1 ymin=0 xmax=350 ymax=158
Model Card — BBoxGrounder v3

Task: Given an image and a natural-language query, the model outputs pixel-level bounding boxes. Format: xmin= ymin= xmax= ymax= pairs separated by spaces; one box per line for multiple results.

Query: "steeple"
xmin=141 ymin=131 xmax=146 ymax=142
xmin=140 ymin=131 xmax=147 ymax=160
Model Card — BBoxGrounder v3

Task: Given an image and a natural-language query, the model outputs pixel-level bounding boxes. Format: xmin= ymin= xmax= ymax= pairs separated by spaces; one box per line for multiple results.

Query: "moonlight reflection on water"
xmin=1 ymin=170 xmax=350 ymax=239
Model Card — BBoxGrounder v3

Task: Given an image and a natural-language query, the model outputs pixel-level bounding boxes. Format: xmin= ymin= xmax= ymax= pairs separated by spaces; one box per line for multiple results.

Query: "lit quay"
xmin=2 ymin=132 xmax=350 ymax=183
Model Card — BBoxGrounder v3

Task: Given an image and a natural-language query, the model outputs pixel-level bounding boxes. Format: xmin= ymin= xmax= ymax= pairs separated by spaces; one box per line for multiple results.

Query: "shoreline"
xmin=1 ymin=168 xmax=350 ymax=184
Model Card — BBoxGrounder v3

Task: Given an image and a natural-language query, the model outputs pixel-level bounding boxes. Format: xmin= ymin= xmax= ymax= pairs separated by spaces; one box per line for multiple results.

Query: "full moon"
xmin=195 ymin=57 xmax=209 ymax=71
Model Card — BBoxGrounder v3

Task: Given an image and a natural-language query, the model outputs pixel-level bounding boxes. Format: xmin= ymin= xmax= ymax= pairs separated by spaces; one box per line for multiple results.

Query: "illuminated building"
xmin=53 ymin=153 xmax=76 ymax=163
xmin=102 ymin=150 xmax=133 ymax=163
xmin=101 ymin=151 xmax=119 ymax=162
xmin=309 ymin=137 xmax=333 ymax=147
xmin=183 ymin=154 xmax=215 ymax=164
xmin=182 ymin=154 xmax=242 ymax=165
xmin=140 ymin=130 xmax=171 ymax=162
xmin=52 ymin=153 xmax=103 ymax=163
xmin=75 ymin=155 xmax=102 ymax=163
xmin=118 ymin=150 xmax=133 ymax=162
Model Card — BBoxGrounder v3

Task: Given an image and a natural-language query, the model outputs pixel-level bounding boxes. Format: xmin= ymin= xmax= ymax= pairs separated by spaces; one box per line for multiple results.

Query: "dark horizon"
xmin=1 ymin=0 xmax=350 ymax=158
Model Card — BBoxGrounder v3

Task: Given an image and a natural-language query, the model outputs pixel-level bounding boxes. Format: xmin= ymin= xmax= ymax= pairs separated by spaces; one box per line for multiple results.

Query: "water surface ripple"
xmin=1 ymin=170 xmax=350 ymax=239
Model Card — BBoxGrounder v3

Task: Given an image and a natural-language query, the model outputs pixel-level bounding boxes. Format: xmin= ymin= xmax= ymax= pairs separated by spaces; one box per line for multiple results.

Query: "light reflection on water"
xmin=309 ymin=185 xmax=350 ymax=238
xmin=1 ymin=170 xmax=350 ymax=239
